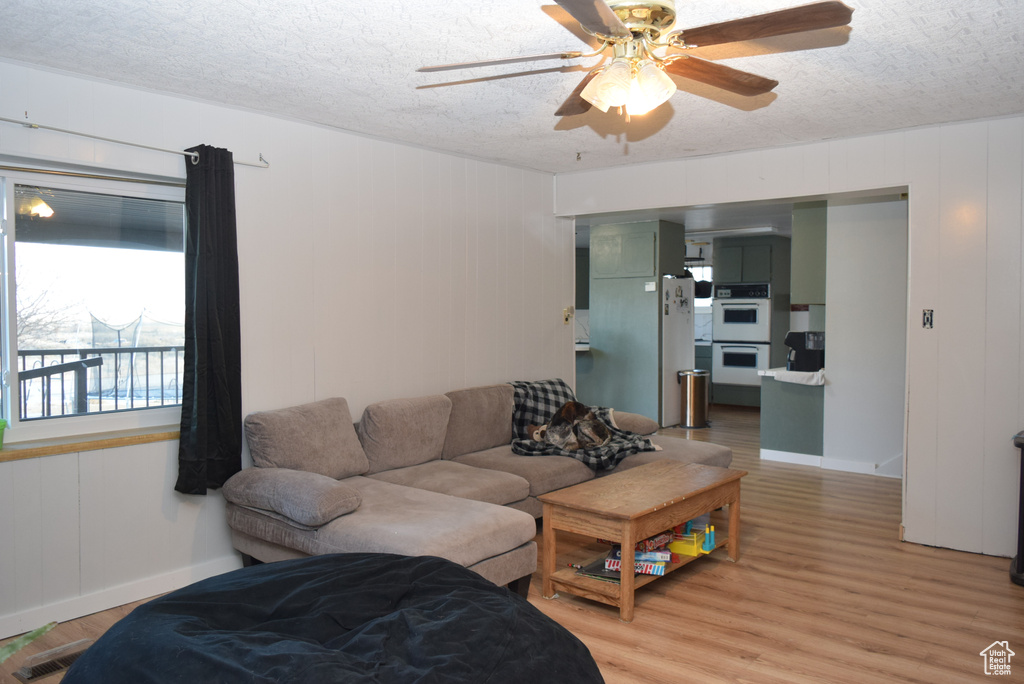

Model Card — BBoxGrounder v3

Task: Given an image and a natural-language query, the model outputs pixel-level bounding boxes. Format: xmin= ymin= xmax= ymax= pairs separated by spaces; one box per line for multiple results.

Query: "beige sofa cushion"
xmin=367 ymin=460 xmax=530 ymax=506
xmin=451 ymin=445 xmax=595 ymax=497
xmin=442 ymin=384 xmax=514 ymax=459
xmin=358 ymin=395 xmax=453 ymax=474
xmin=226 ymin=476 xmax=538 ymax=569
xmin=223 ymin=467 xmax=362 ymax=527
xmin=611 ymin=410 xmax=660 ymax=436
xmin=244 ymin=397 xmax=369 ymax=479
xmin=606 ymin=434 xmax=733 ymax=473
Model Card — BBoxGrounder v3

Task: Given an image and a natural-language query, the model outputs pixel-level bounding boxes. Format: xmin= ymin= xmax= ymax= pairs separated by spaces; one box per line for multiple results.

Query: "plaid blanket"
xmin=508 ymin=379 xmax=658 ymax=471
xmin=509 ymin=379 xmax=576 ymax=440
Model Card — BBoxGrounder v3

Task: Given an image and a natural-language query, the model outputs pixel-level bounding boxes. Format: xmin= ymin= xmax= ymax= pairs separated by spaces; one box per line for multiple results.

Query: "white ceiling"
xmin=1 ymin=0 xmax=1022 ymax=178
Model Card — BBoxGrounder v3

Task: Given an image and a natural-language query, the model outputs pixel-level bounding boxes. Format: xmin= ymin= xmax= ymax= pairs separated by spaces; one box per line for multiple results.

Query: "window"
xmin=2 ymin=174 xmax=186 ymax=439
xmin=690 ymin=265 xmax=713 ymax=308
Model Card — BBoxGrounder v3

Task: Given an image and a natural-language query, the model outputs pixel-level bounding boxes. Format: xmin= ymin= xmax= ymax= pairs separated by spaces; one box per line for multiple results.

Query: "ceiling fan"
xmin=419 ymin=0 xmax=854 ymax=118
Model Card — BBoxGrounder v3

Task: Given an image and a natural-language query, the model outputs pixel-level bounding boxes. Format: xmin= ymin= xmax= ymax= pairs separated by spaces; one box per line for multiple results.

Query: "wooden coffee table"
xmin=539 ymin=460 xmax=747 ymax=622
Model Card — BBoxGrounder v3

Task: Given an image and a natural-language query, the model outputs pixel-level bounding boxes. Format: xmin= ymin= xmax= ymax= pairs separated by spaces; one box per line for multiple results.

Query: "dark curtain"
xmin=175 ymin=145 xmax=242 ymax=495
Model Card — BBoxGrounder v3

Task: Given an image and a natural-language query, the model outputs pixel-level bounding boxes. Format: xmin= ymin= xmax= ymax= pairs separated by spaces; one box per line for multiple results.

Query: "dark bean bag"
xmin=64 ymin=553 xmax=603 ymax=683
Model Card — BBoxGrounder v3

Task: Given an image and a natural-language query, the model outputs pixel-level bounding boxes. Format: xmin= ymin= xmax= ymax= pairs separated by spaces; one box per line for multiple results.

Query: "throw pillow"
xmin=223 ymin=468 xmax=361 ymax=527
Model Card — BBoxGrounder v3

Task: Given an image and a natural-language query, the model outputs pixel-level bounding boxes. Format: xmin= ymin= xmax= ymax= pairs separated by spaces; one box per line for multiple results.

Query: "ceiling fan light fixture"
xmin=421 ymin=1 xmax=855 ymax=119
xmin=579 ymin=82 xmax=611 ymax=113
xmin=580 ymin=58 xmax=633 ymax=112
xmin=29 ymin=198 xmax=54 ymax=218
xmin=626 ymin=60 xmax=676 ymax=115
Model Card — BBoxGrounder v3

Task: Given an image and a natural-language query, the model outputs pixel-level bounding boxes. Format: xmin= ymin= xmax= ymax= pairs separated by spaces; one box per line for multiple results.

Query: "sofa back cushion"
xmin=441 ymin=384 xmax=514 ymax=460
xmin=244 ymin=397 xmax=369 ymax=479
xmin=358 ymin=395 xmax=453 ymax=474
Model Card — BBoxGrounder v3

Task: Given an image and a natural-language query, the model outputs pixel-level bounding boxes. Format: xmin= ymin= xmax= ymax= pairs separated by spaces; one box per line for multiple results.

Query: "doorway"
xmin=572 ymin=190 xmax=909 ymax=479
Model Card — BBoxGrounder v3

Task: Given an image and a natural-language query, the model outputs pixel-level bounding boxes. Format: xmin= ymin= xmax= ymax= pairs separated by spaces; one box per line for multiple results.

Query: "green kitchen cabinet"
xmin=591 ymin=231 xmax=655 ymax=278
xmin=694 ymin=344 xmax=712 ymax=371
xmin=712 ymin=236 xmax=790 ymax=294
xmin=715 ymin=244 xmax=772 ymax=284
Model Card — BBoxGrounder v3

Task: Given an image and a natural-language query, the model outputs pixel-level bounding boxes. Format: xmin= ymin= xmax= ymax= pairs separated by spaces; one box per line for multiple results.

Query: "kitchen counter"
xmin=758 ymin=367 xmax=825 ymax=385
xmin=759 ymin=370 xmax=824 ymax=465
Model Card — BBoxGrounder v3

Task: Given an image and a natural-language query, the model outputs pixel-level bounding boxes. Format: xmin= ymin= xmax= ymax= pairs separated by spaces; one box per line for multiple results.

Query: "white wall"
xmin=1 ymin=57 xmax=1019 ymax=638
xmin=823 ymin=198 xmax=908 ymax=476
xmin=556 ymin=116 xmax=1024 ymax=557
xmin=0 ymin=442 xmax=236 ymax=639
xmin=0 ymin=60 xmax=573 ymax=638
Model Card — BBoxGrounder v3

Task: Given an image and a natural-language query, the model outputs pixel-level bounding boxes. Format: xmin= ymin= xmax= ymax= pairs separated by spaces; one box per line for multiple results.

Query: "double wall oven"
xmin=711 ymin=283 xmax=772 ymax=386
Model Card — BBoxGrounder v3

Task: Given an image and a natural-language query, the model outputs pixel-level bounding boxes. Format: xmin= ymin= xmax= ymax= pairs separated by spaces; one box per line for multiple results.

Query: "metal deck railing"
xmin=17 ymin=346 xmax=185 ymax=420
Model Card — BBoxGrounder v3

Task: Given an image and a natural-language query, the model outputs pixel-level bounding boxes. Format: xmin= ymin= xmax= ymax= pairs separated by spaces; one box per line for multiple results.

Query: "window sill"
xmin=0 ymin=427 xmax=180 ymax=463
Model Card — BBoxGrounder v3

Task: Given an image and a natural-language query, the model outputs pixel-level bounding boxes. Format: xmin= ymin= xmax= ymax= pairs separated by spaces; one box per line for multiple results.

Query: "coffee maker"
xmin=785 ymin=331 xmax=825 ymax=371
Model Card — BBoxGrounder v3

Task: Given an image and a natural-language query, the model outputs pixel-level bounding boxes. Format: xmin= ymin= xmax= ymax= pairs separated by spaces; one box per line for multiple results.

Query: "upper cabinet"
xmin=712 ymin=235 xmax=791 ymax=294
xmin=591 ymin=220 xmax=686 ymax=279
xmin=592 ymin=232 xmax=655 ymax=278
xmin=715 ymin=244 xmax=773 ymax=284
xmin=790 ymin=202 xmax=827 ymax=305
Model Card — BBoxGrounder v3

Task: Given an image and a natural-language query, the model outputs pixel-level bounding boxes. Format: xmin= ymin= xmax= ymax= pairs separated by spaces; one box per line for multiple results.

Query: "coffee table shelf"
xmin=539 ymin=460 xmax=746 ymax=622
xmin=548 ymin=536 xmax=730 ymax=604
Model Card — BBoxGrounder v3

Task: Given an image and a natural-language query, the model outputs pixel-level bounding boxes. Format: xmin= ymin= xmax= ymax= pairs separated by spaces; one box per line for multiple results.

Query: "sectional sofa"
xmin=222 ymin=381 xmax=732 ymax=595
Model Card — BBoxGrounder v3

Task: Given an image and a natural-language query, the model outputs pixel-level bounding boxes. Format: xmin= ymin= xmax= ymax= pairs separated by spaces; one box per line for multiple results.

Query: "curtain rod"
xmin=0 ymin=116 xmax=269 ymax=168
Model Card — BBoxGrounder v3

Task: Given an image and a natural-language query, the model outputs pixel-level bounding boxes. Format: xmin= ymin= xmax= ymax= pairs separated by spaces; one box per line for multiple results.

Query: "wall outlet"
xmin=923 ymin=309 xmax=934 ymax=329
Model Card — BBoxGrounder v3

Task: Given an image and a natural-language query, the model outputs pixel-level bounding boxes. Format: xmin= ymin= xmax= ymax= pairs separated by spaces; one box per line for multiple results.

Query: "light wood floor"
xmin=527 ymin=405 xmax=1024 ymax=683
xmin=0 ymin=598 xmax=149 ymax=683
xmin=3 ymin=405 xmax=1023 ymax=683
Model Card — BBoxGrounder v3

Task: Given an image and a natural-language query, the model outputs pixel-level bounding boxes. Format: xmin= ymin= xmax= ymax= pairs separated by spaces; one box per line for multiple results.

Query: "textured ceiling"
xmin=1 ymin=0 xmax=1022 ymax=174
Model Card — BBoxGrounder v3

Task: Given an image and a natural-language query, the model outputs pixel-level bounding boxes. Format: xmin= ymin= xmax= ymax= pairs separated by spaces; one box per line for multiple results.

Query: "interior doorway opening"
xmin=571 ymin=188 xmax=909 ymax=482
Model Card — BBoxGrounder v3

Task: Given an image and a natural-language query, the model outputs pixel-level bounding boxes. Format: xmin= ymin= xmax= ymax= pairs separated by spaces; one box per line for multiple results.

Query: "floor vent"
xmin=13 ymin=639 xmax=92 ymax=682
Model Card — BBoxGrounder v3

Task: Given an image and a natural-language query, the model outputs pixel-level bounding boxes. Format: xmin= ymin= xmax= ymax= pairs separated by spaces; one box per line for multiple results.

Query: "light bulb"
xmin=30 ymin=199 xmax=54 ymax=218
xmin=581 ymin=59 xmax=634 ymax=112
xmin=626 ymin=61 xmax=676 ymax=116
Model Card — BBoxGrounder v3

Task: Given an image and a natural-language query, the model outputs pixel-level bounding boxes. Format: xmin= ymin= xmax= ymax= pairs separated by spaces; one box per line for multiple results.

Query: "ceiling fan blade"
xmin=668 ymin=1 xmax=854 ymax=48
xmin=663 ymin=57 xmax=778 ymax=97
xmin=418 ymin=51 xmax=583 ymax=73
xmin=555 ymin=71 xmax=599 ymax=116
xmin=555 ymin=0 xmax=632 ymax=40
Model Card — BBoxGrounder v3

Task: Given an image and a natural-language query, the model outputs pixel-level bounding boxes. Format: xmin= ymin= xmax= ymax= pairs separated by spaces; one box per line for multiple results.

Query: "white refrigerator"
xmin=661 ymin=276 xmax=696 ymax=427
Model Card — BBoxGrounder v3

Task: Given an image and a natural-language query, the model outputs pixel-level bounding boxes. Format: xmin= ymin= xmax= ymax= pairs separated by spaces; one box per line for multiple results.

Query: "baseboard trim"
xmin=0 ymin=555 xmax=241 ymax=640
xmin=821 ymin=458 xmax=877 ymax=475
xmin=761 ymin=449 xmax=900 ymax=478
xmin=873 ymin=454 xmax=904 ymax=478
xmin=760 ymin=449 xmax=821 ymax=467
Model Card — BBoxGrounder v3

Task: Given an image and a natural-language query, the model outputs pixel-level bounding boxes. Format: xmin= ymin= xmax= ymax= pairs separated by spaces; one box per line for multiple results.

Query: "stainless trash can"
xmin=678 ymin=369 xmax=710 ymax=428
